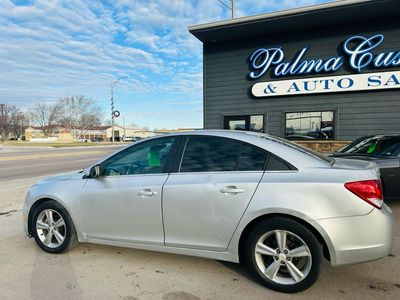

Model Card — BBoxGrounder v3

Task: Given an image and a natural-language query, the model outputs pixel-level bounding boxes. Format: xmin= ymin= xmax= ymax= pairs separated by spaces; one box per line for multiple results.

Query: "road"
xmin=0 ymin=145 xmax=124 ymax=182
xmin=0 ymin=145 xmax=399 ymax=299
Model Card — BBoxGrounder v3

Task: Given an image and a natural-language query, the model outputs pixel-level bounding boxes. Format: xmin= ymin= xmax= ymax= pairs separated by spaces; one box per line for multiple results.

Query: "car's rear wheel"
xmin=244 ymin=217 xmax=323 ymax=293
xmin=32 ymin=201 xmax=78 ymax=253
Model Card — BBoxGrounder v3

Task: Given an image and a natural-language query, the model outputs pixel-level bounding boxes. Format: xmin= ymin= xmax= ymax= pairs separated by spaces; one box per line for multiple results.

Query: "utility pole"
xmin=217 ymin=0 xmax=235 ymax=18
xmin=110 ymin=76 xmax=128 ymax=143
xmin=123 ymin=114 xmax=126 ymax=139
xmin=0 ymin=104 xmax=5 ymax=143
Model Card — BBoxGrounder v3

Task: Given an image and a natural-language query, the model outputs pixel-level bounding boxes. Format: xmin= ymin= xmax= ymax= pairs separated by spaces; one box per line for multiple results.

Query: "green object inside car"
xmin=366 ymin=143 xmax=377 ymax=154
xmin=148 ymin=147 xmax=161 ymax=167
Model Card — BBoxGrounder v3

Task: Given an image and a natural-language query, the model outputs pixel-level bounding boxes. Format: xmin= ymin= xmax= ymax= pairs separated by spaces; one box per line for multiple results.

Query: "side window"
xmin=179 ymin=136 xmax=269 ymax=173
xmin=266 ymin=155 xmax=293 ymax=171
xmin=104 ymin=137 xmax=175 ymax=176
xmin=237 ymin=143 xmax=269 ymax=171
xmin=379 ymin=138 xmax=400 ymax=152
xmin=180 ymin=136 xmax=239 ymax=172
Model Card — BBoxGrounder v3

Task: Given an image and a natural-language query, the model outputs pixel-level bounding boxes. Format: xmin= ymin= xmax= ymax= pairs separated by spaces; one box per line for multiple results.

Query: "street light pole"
xmin=0 ymin=104 xmax=5 ymax=144
xmin=123 ymin=114 xmax=126 ymax=139
xmin=110 ymin=76 xmax=128 ymax=143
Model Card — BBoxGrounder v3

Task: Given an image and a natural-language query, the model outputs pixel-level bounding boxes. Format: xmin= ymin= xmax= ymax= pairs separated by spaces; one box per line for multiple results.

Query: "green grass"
xmin=2 ymin=141 xmax=116 ymax=147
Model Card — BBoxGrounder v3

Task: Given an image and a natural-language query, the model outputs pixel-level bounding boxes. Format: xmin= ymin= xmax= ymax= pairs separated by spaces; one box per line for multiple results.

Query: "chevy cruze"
xmin=23 ymin=130 xmax=394 ymax=293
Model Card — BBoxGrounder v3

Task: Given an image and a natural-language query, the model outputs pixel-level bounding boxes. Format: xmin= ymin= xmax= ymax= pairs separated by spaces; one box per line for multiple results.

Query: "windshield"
xmin=375 ymin=143 xmax=400 ymax=157
xmin=339 ymin=136 xmax=400 ymax=156
xmin=341 ymin=137 xmax=379 ymax=154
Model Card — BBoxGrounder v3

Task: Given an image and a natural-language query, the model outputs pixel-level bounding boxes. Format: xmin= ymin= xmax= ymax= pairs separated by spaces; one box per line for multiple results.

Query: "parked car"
xmin=91 ymin=137 xmax=104 ymax=142
xmin=332 ymin=134 xmax=400 ymax=200
xmin=286 ymin=135 xmax=316 ymax=140
xmin=122 ymin=136 xmax=136 ymax=142
xmin=77 ymin=138 xmax=90 ymax=143
xmin=109 ymin=136 xmax=121 ymax=142
xmin=23 ymin=130 xmax=394 ymax=293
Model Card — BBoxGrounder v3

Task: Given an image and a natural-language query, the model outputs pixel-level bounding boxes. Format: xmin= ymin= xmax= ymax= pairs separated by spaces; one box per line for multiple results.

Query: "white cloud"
xmin=235 ymin=0 xmax=334 ymax=16
xmin=0 ymin=0 xmax=332 ymax=128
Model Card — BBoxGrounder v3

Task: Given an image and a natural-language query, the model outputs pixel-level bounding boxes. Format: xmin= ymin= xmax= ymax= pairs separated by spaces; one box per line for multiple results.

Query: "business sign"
xmin=248 ymin=34 xmax=400 ymax=97
xmin=251 ymin=70 xmax=400 ymax=97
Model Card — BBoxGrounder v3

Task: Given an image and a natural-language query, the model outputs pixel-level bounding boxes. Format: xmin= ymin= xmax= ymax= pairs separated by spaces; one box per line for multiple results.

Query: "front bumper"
xmin=317 ymin=204 xmax=395 ymax=266
xmin=22 ymin=191 xmax=31 ymax=237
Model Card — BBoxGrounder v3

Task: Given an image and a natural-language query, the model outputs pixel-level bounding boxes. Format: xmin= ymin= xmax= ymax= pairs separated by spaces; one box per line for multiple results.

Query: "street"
xmin=0 ymin=145 xmax=399 ymax=299
xmin=0 ymin=145 xmax=123 ymax=181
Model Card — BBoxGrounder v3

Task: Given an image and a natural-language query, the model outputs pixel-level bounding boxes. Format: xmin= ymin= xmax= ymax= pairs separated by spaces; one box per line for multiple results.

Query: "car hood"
xmin=35 ymin=171 xmax=85 ymax=185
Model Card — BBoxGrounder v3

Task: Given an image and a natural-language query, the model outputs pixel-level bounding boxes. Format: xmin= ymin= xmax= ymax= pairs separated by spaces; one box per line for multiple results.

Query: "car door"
xmin=162 ymin=135 xmax=268 ymax=251
xmin=80 ymin=136 xmax=178 ymax=245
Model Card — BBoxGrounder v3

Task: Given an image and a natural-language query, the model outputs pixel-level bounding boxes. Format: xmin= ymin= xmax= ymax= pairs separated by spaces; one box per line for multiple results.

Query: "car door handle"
xmin=138 ymin=189 xmax=157 ymax=197
xmin=220 ymin=186 xmax=245 ymax=194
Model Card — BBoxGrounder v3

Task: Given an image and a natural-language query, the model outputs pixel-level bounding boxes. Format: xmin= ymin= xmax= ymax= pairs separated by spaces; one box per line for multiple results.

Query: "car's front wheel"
xmin=32 ymin=201 xmax=78 ymax=253
xmin=244 ymin=217 xmax=323 ymax=293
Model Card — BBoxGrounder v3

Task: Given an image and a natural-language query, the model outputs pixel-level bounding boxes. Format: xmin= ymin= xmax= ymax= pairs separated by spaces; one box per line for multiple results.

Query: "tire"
xmin=244 ymin=217 xmax=323 ymax=293
xmin=31 ymin=201 xmax=78 ymax=253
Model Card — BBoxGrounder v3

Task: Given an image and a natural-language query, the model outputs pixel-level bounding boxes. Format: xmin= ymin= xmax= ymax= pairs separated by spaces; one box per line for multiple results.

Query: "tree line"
xmin=0 ymin=96 xmax=102 ymax=142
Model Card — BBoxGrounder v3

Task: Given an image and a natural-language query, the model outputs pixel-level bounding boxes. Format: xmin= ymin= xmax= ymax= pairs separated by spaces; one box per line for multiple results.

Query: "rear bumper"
xmin=317 ymin=204 xmax=395 ymax=266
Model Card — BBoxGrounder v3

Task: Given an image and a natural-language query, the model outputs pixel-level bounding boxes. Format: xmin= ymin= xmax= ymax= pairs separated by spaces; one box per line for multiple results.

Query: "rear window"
xmin=256 ymin=133 xmax=333 ymax=165
xmin=266 ymin=155 xmax=293 ymax=171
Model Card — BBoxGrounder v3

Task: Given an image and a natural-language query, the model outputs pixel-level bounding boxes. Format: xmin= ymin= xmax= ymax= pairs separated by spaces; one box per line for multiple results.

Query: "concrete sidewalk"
xmin=1 ymin=178 xmax=399 ymax=300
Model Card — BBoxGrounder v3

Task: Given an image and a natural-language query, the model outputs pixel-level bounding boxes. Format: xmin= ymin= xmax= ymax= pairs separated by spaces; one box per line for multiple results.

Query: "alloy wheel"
xmin=254 ymin=229 xmax=312 ymax=285
xmin=36 ymin=209 xmax=66 ymax=248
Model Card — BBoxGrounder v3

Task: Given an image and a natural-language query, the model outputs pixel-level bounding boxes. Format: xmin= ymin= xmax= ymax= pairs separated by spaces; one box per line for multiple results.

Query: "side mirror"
xmin=90 ymin=164 xmax=102 ymax=178
xmin=94 ymin=165 xmax=100 ymax=177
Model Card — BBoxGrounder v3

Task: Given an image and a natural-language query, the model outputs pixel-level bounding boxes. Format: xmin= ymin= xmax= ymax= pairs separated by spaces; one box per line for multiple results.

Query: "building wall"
xmin=203 ymin=19 xmax=400 ymax=140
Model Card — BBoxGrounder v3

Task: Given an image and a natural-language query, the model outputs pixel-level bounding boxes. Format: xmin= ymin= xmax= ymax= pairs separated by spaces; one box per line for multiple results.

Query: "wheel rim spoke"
xmin=53 ymin=230 xmax=65 ymax=244
xmin=288 ymin=245 xmax=311 ymax=258
xmin=43 ymin=231 xmax=53 ymax=246
xmin=45 ymin=209 xmax=54 ymax=224
xmin=264 ymin=260 xmax=281 ymax=280
xmin=256 ymin=243 xmax=277 ymax=256
xmin=36 ymin=220 xmax=49 ymax=230
xmin=275 ymin=230 xmax=287 ymax=251
xmin=286 ymin=260 xmax=305 ymax=283
xmin=53 ymin=218 xmax=65 ymax=228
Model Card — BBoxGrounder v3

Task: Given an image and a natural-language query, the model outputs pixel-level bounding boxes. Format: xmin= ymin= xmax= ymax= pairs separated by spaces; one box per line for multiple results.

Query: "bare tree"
xmin=8 ymin=106 xmax=28 ymax=139
xmin=29 ymin=103 xmax=59 ymax=137
xmin=0 ymin=104 xmax=29 ymax=141
xmin=56 ymin=96 xmax=102 ymax=141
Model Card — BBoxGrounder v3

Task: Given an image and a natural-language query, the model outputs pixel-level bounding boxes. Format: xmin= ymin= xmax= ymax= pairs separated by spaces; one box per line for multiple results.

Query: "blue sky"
xmin=0 ymin=0 xmax=331 ymax=129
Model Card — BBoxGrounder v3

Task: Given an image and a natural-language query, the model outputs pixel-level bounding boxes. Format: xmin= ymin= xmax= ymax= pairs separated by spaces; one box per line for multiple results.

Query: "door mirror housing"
xmin=90 ymin=164 xmax=102 ymax=178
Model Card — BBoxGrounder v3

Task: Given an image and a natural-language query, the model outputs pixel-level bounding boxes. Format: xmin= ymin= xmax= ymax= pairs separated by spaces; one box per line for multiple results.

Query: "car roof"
xmin=365 ymin=134 xmax=400 ymax=139
xmin=150 ymin=130 xmax=332 ymax=168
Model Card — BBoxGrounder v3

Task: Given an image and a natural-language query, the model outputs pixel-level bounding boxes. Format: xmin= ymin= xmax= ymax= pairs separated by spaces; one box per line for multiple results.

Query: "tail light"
xmin=344 ymin=179 xmax=383 ymax=209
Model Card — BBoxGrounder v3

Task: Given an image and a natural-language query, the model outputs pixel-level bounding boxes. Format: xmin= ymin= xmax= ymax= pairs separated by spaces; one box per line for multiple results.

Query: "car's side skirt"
xmin=81 ymin=237 xmax=239 ymax=263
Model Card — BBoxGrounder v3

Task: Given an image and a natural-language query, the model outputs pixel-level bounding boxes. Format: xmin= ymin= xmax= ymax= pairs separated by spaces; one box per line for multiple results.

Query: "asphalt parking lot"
xmin=0 ymin=146 xmax=400 ymax=299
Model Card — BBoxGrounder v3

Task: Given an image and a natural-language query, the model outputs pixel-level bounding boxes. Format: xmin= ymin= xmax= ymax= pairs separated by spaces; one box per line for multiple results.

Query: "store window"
xmin=285 ymin=111 xmax=334 ymax=140
xmin=224 ymin=115 xmax=264 ymax=132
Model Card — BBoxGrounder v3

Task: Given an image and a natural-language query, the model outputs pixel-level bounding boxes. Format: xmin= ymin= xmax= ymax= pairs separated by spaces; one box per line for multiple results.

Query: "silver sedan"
xmin=22 ymin=130 xmax=394 ymax=293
